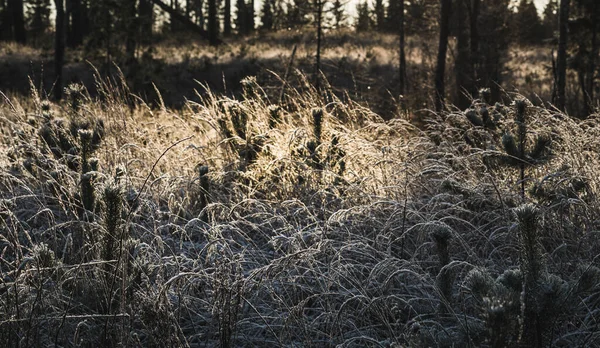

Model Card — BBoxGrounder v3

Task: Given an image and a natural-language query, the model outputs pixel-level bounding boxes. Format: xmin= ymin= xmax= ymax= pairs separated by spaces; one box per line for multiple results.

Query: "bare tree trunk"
xmin=224 ymin=0 xmax=231 ymax=35
xmin=314 ymin=0 xmax=323 ymax=91
xmin=585 ymin=4 xmax=597 ymax=116
xmin=67 ymin=0 xmax=84 ymax=47
xmin=104 ymin=1 xmax=111 ymax=75
xmin=399 ymin=0 xmax=406 ymax=96
xmin=455 ymin=0 xmax=474 ymax=109
xmin=208 ymin=0 xmax=218 ymax=45
xmin=54 ymin=0 xmax=66 ymax=101
xmin=249 ymin=0 xmax=255 ymax=31
xmin=435 ymin=0 xmax=452 ymax=111
xmin=125 ymin=0 xmax=137 ymax=63
xmin=170 ymin=0 xmax=178 ymax=31
xmin=470 ymin=0 xmax=480 ymax=91
xmin=9 ymin=0 xmax=26 ymax=43
xmin=139 ymin=0 xmax=154 ymax=42
xmin=555 ymin=0 xmax=570 ymax=111
xmin=0 ymin=0 xmax=10 ymax=41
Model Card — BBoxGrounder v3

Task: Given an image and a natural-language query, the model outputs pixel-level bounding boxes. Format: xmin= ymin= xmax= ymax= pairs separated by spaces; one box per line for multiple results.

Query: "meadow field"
xmin=1 ymin=31 xmax=600 ymax=347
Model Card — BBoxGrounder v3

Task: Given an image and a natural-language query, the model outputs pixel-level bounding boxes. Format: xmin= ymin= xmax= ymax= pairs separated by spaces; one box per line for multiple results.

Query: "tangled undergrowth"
xmin=1 ymin=73 xmax=599 ymax=347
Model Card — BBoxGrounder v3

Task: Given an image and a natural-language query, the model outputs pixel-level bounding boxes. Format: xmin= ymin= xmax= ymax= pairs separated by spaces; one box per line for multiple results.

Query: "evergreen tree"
xmin=123 ymin=0 xmax=137 ymax=61
xmin=568 ymin=0 xmax=599 ymax=116
xmin=170 ymin=0 xmax=182 ymax=32
xmin=355 ymin=1 xmax=371 ymax=32
xmin=405 ymin=0 xmax=427 ymax=34
xmin=8 ymin=0 xmax=26 ymax=43
xmin=260 ymin=0 xmax=274 ymax=30
xmin=66 ymin=0 xmax=85 ymax=47
xmin=138 ymin=0 xmax=154 ymax=42
xmin=208 ymin=0 xmax=218 ymax=45
xmin=515 ymin=0 xmax=543 ymax=45
xmin=87 ymin=0 xmax=114 ymax=49
xmin=0 ymin=1 xmax=7 ymax=41
xmin=542 ymin=0 xmax=558 ymax=39
xmin=248 ymin=0 xmax=255 ymax=31
xmin=235 ymin=0 xmax=249 ymax=34
xmin=385 ymin=0 xmax=400 ymax=32
xmin=286 ymin=0 xmax=310 ymax=28
xmin=26 ymin=0 xmax=51 ymax=34
xmin=328 ymin=0 xmax=346 ymax=29
xmin=477 ymin=0 xmax=511 ymax=103
xmin=373 ymin=0 xmax=385 ymax=31
xmin=190 ymin=0 xmax=204 ymax=27
xmin=224 ymin=0 xmax=231 ymax=35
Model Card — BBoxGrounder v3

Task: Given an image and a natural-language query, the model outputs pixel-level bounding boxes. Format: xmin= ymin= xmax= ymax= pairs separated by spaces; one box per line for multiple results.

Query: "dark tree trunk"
xmin=249 ymin=0 xmax=255 ymax=30
xmin=455 ymin=0 xmax=474 ymax=109
xmin=138 ymin=0 xmax=154 ymax=42
xmin=125 ymin=0 xmax=137 ymax=63
xmin=104 ymin=1 xmax=111 ymax=74
xmin=170 ymin=0 xmax=179 ymax=32
xmin=224 ymin=0 xmax=231 ymax=35
xmin=54 ymin=0 xmax=66 ymax=101
xmin=66 ymin=0 xmax=72 ymax=45
xmin=399 ymin=0 xmax=406 ymax=96
xmin=314 ymin=0 xmax=322 ymax=90
xmin=435 ymin=0 xmax=452 ymax=111
xmin=555 ymin=0 xmax=570 ymax=111
xmin=470 ymin=0 xmax=480 ymax=90
xmin=585 ymin=5 xmax=598 ymax=116
xmin=208 ymin=0 xmax=218 ymax=45
xmin=0 ymin=0 xmax=12 ymax=41
xmin=81 ymin=0 xmax=90 ymax=39
xmin=9 ymin=0 xmax=26 ymax=43
xmin=67 ymin=0 xmax=84 ymax=47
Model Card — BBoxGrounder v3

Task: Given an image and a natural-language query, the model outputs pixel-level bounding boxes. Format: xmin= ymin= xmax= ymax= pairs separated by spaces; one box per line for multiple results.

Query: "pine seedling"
xmin=32 ymin=243 xmax=57 ymax=269
xmin=229 ymin=103 xmax=248 ymax=140
xmin=38 ymin=102 xmax=77 ymax=160
xmin=306 ymin=108 xmax=324 ymax=170
xmin=198 ymin=165 xmax=210 ymax=217
xmin=219 ymin=101 xmax=264 ymax=170
xmin=217 ymin=118 xmax=234 ymax=140
xmin=267 ymin=105 xmax=281 ymax=129
xmin=241 ymin=76 xmax=261 ymax=100
xmin=312 ymin=108 xmax=323 ymax=145
xmin=502 ymin=100 xmax=550 ymax=199
xmin=430 ymin=225 xmax=453 ymax=311
xmin=101 ymin=181 xmax=123 ymax=265
xmin=65 ymin=83 xmax=85 ymax=114
xmin=464 ymin=268 xmax=522 ymax=346
xmin=514 ymin=203 xmax=544 ymax=347
xmin=464 ymin=89 xmax=497 ymax=130
xmin=327 ymin=135 xmax=346 ymax=184
xmin=41 ymin=100 xmax=52 ymax=120
xmin=79 ymin=129 xmax=95 ymax=214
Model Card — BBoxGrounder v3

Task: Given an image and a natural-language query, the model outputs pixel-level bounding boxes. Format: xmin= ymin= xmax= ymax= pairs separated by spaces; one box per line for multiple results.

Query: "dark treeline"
xmin=1 ymin=0 xmax=599 ymax=116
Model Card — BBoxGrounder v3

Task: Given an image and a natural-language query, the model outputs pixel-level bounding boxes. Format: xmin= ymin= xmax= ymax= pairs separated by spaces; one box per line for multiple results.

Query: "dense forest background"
xmin=1 ymin=0 xmax=598 ymax=117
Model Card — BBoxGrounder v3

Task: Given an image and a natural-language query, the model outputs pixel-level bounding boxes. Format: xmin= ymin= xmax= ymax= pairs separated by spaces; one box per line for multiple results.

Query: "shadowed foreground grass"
xmin=1 ymin=73 xmax=599 ymax=347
